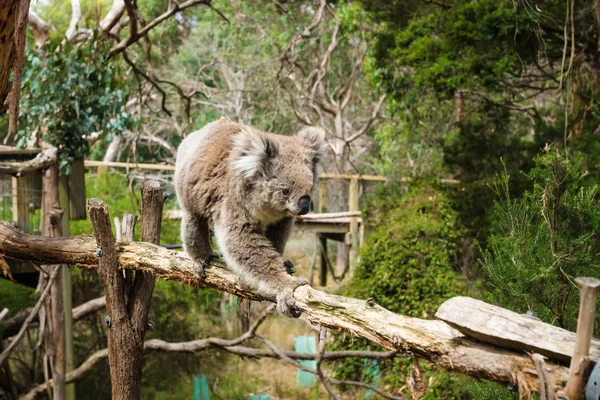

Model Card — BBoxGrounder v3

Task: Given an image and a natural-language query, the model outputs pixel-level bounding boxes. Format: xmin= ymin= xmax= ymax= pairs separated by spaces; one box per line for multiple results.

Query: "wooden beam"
xmin=0 ymin=147 xmax=57 ymax=176
xmin=0 ymin=221 xmax=571 ymax=395
xmin=318 ymin=173 xmax=460 ymax=185
xmin=84 ymin=160 xmax=175 ymax=171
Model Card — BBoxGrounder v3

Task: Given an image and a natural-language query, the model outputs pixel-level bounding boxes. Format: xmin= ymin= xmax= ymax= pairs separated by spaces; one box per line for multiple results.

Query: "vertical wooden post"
xmin=88 ymin=180 xmax=163 ymax=400
xmin=565 ymin=277 xmax=600 ymax=400
xmin=41 ymin=163 xmax=66 ymax=400
xmin=348 ymin=177 xmax=359 ymax=277
xmin=58 ymin=173 xmax=75 ymax=400
xmin=318 ymin=179 xmax=328 ymax=214
xmin=319 ymin=234 xmax=328 ymax=287
xmin=12 ymin=175 xmax=30 ymax=232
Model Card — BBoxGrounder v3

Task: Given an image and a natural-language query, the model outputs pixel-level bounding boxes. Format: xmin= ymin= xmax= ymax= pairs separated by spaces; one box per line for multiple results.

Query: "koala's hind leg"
xmin=266 ymin=217 xmax=296 ymax=275
xmin=181 ymin=211 xmax=218 ymax=278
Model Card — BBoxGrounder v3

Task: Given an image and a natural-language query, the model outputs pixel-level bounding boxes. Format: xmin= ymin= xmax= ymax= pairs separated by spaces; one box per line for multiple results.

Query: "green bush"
xmin=482 ymin=148 xmax=600 ymax=331
xmin=332 ymin=182 xmax=468 ymax=398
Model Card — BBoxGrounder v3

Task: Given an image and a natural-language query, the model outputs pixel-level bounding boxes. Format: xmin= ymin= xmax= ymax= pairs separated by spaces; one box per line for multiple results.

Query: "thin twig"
xmin=0 ymin=268 xmax=60 ymax=366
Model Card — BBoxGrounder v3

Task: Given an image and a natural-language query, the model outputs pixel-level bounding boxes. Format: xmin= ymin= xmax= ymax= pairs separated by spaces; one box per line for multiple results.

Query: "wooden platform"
xmin=294 ymin=213 xmax=363 ymax=246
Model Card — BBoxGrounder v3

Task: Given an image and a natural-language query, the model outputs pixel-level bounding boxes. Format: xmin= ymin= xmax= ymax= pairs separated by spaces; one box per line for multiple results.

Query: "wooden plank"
xmin=84 ymin=160 xmax=176 ymax=171
xmin=435 ymin=296 xmax=600 ymax=363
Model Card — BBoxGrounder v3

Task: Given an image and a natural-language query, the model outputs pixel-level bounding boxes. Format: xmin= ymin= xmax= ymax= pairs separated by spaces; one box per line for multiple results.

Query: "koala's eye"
xmin=282 ymin=189 xmax=290 ymax=196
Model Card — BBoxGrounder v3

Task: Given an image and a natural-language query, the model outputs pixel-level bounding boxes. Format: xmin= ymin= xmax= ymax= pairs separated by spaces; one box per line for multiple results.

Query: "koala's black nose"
xmin=298 ymin=196 xmax=311 ymax=215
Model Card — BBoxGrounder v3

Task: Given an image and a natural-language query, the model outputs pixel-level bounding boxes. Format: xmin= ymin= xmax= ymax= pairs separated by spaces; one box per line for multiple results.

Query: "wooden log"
xmin=435 ymin=296 xmax=600 ymax=363
xmin=0 ymin=147 xmax=57 ymax=176
xmin=0 ymin=221 xmax=571 ymax=395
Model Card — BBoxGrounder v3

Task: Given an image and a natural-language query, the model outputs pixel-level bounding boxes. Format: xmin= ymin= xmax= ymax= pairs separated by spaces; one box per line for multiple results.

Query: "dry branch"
xmin=0 ymin=268 xmax=60 ymax=366
xmin=1 ymin=296 xmax=106 ymax=340
xmin=0 ymin=147 xmax=57 ymax=176
xmin=0 ymin=221 xmax=571 ymax=395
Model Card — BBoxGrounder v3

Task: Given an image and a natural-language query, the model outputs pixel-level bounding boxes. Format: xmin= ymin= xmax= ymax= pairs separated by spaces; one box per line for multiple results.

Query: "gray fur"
xmin=174 ymin=118 xmax=326 ymax=318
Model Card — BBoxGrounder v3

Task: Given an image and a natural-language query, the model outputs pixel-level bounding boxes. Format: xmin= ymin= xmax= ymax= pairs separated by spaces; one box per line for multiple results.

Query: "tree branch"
xmin=0 ymin=221 xmax=571 ymax=395
xmin=0 ymin=268 xmax=60 ymax=366
xmin=110 ymin=0 xmax=213 ymax=55
xmin=0 ymin=147 xmax=57 ymax=176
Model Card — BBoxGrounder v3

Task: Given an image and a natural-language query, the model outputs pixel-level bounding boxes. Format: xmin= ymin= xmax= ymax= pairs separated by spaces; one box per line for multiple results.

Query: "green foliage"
xmin=18 ymin=38 xmax=132 ymax=173
xmin=467 ymin=380 xmax=518 ymax=400
xmin=0 ymin=279 xmax=35 ymax=319
xmin=482 ymin=148 xmax=600 ymax=331
xmin=332 ymin=183 xmax=467 ymax=398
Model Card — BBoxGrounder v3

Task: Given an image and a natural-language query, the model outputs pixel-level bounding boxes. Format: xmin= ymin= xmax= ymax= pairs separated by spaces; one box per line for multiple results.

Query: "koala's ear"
xmin=298 ymin=127 xmax=328 ymax=163
xmin=231 ymin=127 xmax=278 ymax=178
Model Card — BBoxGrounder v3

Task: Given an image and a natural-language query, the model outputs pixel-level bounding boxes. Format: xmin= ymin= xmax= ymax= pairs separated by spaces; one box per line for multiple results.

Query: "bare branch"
xmin=110 ymin=0 xmax=213 ymax=55
xmin=277 ymin=0 xmax=327 ymax=79
xmin=65 ymin=0 xmax=82 ymax=40
xmin=346 ymin=93 xmax=387 ymax=143
xmin=269 ymin=0 xmax=288 ymax=14
xmin=0 ymin=268 xmax=60 ymax=366
xmin=99 ymin=0 xmax=125 ymax=33
xmin=1 ymin=295 xmax=106 ymax=340
xmin=0 ymin=146 xmax=57 ymax=176
xmin=28 ymin=10 xmax=50 ymax=49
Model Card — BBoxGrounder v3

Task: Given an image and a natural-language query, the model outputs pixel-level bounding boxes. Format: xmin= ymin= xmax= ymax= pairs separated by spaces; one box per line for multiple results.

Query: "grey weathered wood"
xmin=435 ymin=296 xmax=600 ymax=363
xmin=565 ymin=277 xmax=600 ymax=400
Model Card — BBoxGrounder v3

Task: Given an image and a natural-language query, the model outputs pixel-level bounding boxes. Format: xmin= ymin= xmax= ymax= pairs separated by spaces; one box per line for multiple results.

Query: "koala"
xmin=174 ymin=117 xmax=327 ymax=318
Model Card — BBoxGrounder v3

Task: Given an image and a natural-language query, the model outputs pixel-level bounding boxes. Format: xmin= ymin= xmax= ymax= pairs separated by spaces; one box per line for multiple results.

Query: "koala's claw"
xmin=276 ymin=290 xmax=302 ymax=318
xmin=275 ymin=277 xmax=310 ymax=318
xmin=283 ymin=260 xmax=295 ymax=275
xmin=194 ymin=252 xmax=221 ymax=279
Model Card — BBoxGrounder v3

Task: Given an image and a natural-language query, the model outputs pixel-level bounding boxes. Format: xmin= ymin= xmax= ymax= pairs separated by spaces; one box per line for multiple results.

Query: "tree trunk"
xmin=87 ymin=181 xmax=162 ymax=400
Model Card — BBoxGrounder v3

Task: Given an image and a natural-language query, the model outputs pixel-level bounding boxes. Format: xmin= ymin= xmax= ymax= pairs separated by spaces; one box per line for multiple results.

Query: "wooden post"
xmin=565 ymin=277 xmax=600 ymax=400
xmin=347 ymin=177 xmax=359 ymax=278
xmin=12 ymin=176 xmax=30 ymax=232
xmin=58 ymin=173 xmax=75 ymax=400
xmin=68 ymin=159 xmax=86 ymax=220
xmin=87 ymin=180 xmax=163 ymax=400
xmin=318 ymin=179 xmax=328 ymax=213
xmin=41 ymin=163 xmax=66 ymax=400
xmin=319 ymin=235 xmax=328 ymax=287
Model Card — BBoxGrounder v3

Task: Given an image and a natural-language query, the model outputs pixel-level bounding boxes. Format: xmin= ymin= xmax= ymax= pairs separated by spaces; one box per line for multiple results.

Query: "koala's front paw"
xmin=194 ymin=252 xmax=221 ymax=279
xmin=283 ymin=260 xmax=295 ymax=275
xmin=275 ymin=277 xmax=310 ymax=318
